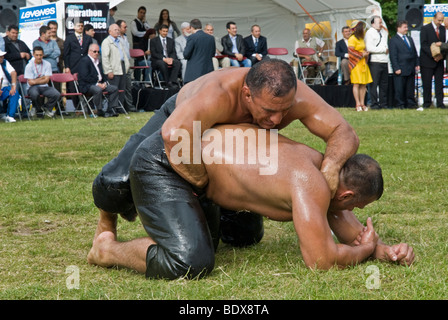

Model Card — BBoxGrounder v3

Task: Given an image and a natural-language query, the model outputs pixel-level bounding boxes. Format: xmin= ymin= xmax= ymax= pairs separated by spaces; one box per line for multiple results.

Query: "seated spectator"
xmin=24 ymin=46 xmax=61 ymax=118
xmin=150 ymin=24 xmax=181 ymax=88
xmin=335 ymin=26 xmax=352 ymax=85
xmin=204 ymin=23 xmax=230 ymax=70
xmin=243 ymin=24 xmax=269 ymax=66
xmin=221 ymin=21 xmax=251 ymax=67
xmin=175 ymin=22 xmax=191 ymax=80
xmin=293 ymin=28 xmax=325 ymax=82
xmin=32 ymin=25 xmax=61 ymax=74
xmin=78 ymin=44 xmax=120 ymax=118
xmin=4 ymin=25 xmax=31 ymax=76
xmin=0 ymin=49 xmax=19 ymax=123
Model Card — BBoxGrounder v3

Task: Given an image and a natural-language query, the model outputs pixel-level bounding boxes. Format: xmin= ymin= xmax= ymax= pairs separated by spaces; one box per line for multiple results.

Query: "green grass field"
xmin=1 ymin=108 xmax=447 ymax=300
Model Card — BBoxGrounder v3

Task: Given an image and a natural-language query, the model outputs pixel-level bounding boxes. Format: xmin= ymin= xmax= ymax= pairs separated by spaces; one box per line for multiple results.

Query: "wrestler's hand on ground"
xmin=373 ymin=243 xmax=415 ymax=266
xmin=360 ymin=218 xmax=379 ymax=249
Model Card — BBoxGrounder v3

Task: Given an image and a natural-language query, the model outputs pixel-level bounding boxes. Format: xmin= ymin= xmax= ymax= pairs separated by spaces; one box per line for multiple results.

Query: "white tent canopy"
xmin=26 ymin=0 xmax=382 ymax=61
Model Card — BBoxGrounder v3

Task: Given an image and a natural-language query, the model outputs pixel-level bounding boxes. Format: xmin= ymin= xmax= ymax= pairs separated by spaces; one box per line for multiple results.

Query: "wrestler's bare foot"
xmin=87 ymin=231 xmax=116 ymax=267
xmin=93 ymin=209 xmax=118 ymax=241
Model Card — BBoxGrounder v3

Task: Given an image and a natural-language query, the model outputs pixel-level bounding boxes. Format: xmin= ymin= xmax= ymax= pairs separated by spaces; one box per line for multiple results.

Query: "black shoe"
xmin=438 ymin=105 xmax=446 ymax=109
xmin=167 ymin=82 xmax=178 ymax=88
xmin=97 ymin=110 xmax=106 ymax=117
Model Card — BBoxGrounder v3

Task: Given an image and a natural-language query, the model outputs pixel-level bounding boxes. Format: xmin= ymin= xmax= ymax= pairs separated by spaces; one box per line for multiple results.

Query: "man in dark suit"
xmin=221 ymin=21 xmax=251 ymax=67
xmin=150 ymin=24 xmax=181 ymax=88
xmin=389 ymin=20 xmax=419 ymax=109
xmin=243 ymin=24 xmax=269 ymax=66
xmin=420 ymin=12 xmax=446 ymax=109
xmin=3 ymin=25 xmax=31 ymax=76
xmin=183 ymin=19 xmax=215 ymax=84
xmin=335 ymin=26 xmax=352 ymax=85
xmin=78 ymin=43 xmax=119 ymax=117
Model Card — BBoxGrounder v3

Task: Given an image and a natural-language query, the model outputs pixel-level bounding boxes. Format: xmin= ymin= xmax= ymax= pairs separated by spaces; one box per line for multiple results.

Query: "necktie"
xmin=78 ymin=35 xmax=82 ymax=46
xmin=162 ymin=38 xmax=167 ymax=56
xmin=255 ymin=38 xmax=258 ymax=51
xmin=402 ymin=35 xmax=411 ymax=50
xmin=436 ymin=27 xmax=440 ymax=39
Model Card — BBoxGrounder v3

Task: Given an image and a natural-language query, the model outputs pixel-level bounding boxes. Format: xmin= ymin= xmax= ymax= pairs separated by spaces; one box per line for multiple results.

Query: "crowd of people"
xmin=333 ymin=12 xmax=447 ymax=112
xmin=1 ymin=7 xmax=445 ymax=123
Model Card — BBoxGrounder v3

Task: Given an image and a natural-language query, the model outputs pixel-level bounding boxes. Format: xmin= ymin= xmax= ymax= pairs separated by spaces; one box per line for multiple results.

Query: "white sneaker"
xmin=29 ymin=108 xmax=36 ymax=117
xmin=4 ymin=116 xmax=16 ymax=123
xmin=416 ymin=106 xmax=424 ymax=111
xmin=44 ymin=110 xmax=55 ymax=118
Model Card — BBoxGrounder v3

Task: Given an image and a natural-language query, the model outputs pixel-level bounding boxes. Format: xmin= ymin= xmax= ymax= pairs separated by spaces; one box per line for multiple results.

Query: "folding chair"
xmin=295 ymin=48 xmax=324 ymax=85
xmin=51 ymin=73 xmax=94 ymax=119
xmin=129 ymin=49 xmax=154 ymax=87
xmin=267 ymin=48 xmax=288 ymax=58
xmin=18 ymin=74 xmax=47 ymax=120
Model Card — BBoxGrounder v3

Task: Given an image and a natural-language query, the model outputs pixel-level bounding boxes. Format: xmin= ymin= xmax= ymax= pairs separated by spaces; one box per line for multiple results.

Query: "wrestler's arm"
xmin=291 ymin=179 xmax=377 ymax=270
xmin=161 ymin=89 xmax=233 ymax=188
xmin=278 ymin=81 xmax=359 ymax=197
xmin=328 ymin=209 xmax=415 ymax=266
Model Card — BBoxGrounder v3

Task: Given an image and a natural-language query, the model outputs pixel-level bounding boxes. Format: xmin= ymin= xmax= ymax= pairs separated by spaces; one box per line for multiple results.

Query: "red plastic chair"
xmin=295 ymin=48 xmax=324 ymax=85
xmin=267 ymin=48 xmax=288 ymax=58
xmin=130 ymin=48 xmax=154 ymax=87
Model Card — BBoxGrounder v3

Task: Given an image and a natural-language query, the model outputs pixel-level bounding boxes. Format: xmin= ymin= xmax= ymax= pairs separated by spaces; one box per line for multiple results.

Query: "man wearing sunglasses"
xmin=78 ymin=43 xmax=119 ymax=117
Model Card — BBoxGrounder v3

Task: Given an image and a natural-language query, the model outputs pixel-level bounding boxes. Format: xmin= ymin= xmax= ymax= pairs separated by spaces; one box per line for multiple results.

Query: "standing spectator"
xmin=154 ymin=9 xmax=181 ymax=39
xmin=78 ymin=43 xmax=119 ymax=118
xmin=32 ymin=25 xmax=61 ymax=74
xmin=175 ymin=22 xmax=191 ymax=81
xmin=48 ymin=20 xmax=64 ymax=72
xmin=3 ymin=25 xmax=31 ymax=76
xmin=131 ymin=6 xmax=151 ymax=49
xmin=221 ymin=21 xmax=251 ymax=68
xmin=150 ymin=24 xmax=181 ymax=88
xmin=335 ymin=26 xmax=352 ymax=85
xmin=0 ymin=49 xmax=19 ymax=123
xmin=365 ymin=16 xmax=389 ymax=110
xmin=24 ymin=46 xmax=60 ymax=118
xmin=204 ymin=23 xmax=230 ymax=70
xmin=389 ymin=20 xmax=419 ymax=109
xmin=420 ymin=12 xmax=446 ymax=109
xmin=108 ymin=6 xmax=118 ymax=27
xmin=348 ymin=20 xmax=372 ymax=111
xmin=84 ymin=24 xmax=98 ymax=45
xmin=102 ymin=23 xmax=130 ymax=108
xmin=117 ymin=19 xmax=136 ymax=112
xmin=243 ymin=24 xmax=269 ymax=66
xmin=183 ymin=19 xmax=215 ymax=84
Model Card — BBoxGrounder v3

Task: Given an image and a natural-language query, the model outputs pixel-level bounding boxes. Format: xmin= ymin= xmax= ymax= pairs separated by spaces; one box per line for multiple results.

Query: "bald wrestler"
xmin=88 ymin=125 xmax=414 ymax=278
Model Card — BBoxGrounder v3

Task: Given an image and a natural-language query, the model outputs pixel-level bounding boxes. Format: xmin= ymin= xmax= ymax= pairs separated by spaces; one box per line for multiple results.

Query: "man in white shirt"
xmin=0 ymin=50 xmax=19 ymax=123
xmin=24 ymin=46 xmax=60 ymax=118
xmin=131 ymin=6 xmax=151 ymax=49
xmin=365 ymin=16 xmax=389 ymax=109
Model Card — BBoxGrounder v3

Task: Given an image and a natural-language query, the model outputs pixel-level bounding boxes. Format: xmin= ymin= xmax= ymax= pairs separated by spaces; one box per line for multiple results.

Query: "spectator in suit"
xmin=420 ymin=12 xmax=446 ymax=109
xmin=63 ymin=21 xmax=92 ymax=108
xmin=204 ymin=23 xmax=231 ymax=70
xmin=32 ymin=25 xmax=61 ymax=74
xmin=0 ymin=49 xmax=19 ymax=123
xmin=243 ymin=24 xmax=269 ymax=66
xmin=102 ymin=24 xmax=130 ymax=108
xmin=221 ymin=21 xmax=251 ymax=68
xmin=389 ymin=20 xmax=419 ymax=109
xmin=3 ymin=25 xmax=31 ymax=76
xmin=150 ymin=24 xmax=181 ymax=88
xmin=365 ymin=16 xmax=389 ymax=110
xmin=24 ymin=46 xmax=60 ymax=118
xmin=335 ymin=26 xmax=352 ymax=85
xmin=131 ymin=6 xmax=151 ymax=49
xmin=175 ymin=22 xmax=191 ymax=80
xmin=78 ymin=43 xmax=120 ymax=118
xmin=183 ymin=19 xmax=215 ymax=84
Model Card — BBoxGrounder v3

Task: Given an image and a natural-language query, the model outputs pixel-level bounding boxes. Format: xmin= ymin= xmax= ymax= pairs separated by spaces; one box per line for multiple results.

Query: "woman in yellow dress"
xmin=348 ymin=20 xmax=372 ymax=111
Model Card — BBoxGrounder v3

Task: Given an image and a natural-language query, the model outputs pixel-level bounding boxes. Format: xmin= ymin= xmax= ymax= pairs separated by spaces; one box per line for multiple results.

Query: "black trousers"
xmin=92 ymin=94 xmax=263 ymax=279
xmin=421 ymin=63 xmax=445 ymax=108
xmin=393 ymin=73 xmax=416 ymax=108
xmin=368 ymin=62 xmax=389 ymax=108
